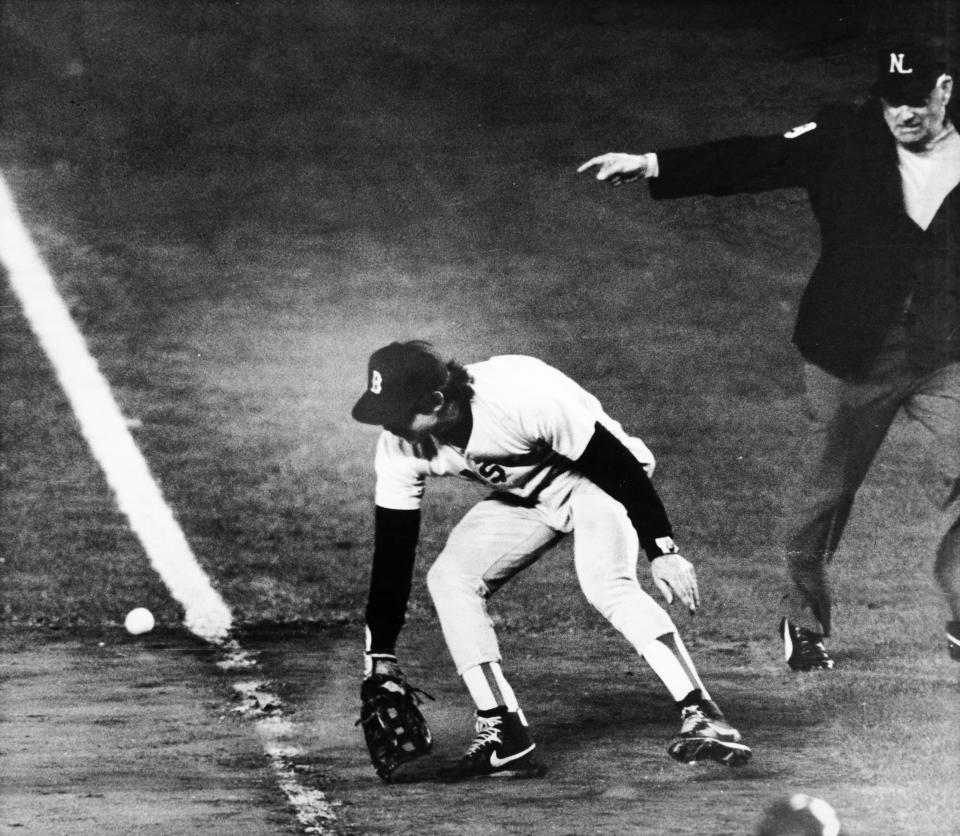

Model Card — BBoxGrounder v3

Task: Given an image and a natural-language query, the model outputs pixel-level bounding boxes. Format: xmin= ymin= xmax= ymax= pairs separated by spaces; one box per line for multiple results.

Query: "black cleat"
xmin=781 ymin=617 xmax=834 ymax=671
xmin=667 ymin=699 xmax=752 ymax=767
xmin=947 ymin=621 xmax=960 ymax=662
xmin=439 ymin=709 xmax=546 ymax=782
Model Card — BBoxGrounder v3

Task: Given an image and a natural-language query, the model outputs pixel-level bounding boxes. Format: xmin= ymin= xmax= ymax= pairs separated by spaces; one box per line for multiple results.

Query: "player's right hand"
xmin=577 ymin=152 xmax=648 ymax=185
xmin=650 ymin=554 xmax=700 ymax=613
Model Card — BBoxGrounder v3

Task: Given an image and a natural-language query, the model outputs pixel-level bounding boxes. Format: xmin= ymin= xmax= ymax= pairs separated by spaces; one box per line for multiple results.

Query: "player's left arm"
xmin=572 ymin=422 xmax=700 ymax=613
xmin=365 ymin=432 xmax=429 ymax=672
xmin=360 ymin=506 xmax=435 ymax=782
xmin=365 ymin=505 xmax=421 ymax=666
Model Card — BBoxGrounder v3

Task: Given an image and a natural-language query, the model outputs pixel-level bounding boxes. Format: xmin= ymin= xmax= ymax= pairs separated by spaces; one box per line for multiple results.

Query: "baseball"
xmin=124 ymin=607 xmax=155 ymax=635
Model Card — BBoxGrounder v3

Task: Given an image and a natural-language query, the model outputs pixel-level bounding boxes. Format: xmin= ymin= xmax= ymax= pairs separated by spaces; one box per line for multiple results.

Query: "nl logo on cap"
xmin=889 ymin=52 xmax=914 ymax=74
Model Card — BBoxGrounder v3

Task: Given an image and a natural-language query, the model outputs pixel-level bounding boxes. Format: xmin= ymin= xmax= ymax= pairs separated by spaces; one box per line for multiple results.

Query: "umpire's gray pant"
xmin=783 ymin=337 xmax=960 ymax=636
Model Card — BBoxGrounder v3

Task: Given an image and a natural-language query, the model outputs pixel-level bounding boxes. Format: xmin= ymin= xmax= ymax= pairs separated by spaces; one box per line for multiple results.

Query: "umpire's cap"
xmin=351 ymin=340 xmax=448 ymax=425
xmin=872 ymin=39 xmax=951 ymax=106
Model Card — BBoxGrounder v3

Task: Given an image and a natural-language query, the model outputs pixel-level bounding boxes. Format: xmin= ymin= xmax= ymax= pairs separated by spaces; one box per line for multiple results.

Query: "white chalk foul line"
xmin=0 ymin=171 xmax=232 ymax=644
xmin=220 ymin=645 xmax=341 ymax=833
xmin=1 ymin=171 xmax=341 ymax=833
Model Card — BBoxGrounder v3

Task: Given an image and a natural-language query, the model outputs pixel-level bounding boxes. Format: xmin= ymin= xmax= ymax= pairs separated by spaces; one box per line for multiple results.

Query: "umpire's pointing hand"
xmin=577 ymin=152 xmax=648 ymax=185
xmin=651 ymin=554 xmax=700 ymax=613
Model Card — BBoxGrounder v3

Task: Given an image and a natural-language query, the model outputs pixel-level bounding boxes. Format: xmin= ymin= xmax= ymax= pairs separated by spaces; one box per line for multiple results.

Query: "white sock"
xmin=461 ymin=661 xmax=520 ymax=712
xmin=641 ymin=632 xmax=710 ymax=703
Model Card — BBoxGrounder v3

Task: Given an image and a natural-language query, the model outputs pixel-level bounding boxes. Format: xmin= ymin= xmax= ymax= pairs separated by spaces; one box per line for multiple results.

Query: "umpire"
xmin=579 ymin=38 xmax=960 ymax=671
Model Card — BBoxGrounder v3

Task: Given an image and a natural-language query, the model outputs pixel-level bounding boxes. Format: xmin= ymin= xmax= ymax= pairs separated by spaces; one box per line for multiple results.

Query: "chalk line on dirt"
xmin=0 ymin=171 xmax=342 ymax=833
xmin=221 ymin=644 xmax=341 ymax=834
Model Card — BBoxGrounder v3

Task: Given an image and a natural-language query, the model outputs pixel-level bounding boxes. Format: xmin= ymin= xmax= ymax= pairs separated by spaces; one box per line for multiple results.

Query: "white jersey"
xmin=373 ymin=355 xmax=655 ymax=532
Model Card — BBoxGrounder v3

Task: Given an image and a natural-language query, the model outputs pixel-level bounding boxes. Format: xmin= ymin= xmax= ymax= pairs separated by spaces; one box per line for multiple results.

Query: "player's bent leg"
xmin=570 ymin=486 xmax=714 ymax=697
xmin=570 ymin=485 xmax=751 ymax=765
xmin=569 ymin=484 xmax=674 ymax=649
xmin=426 ymin=498 xmax=559 ymax=674
xmin=427 ymin=499 xmax=557 ymax=780
xmin=577 ymin=569 xmax=676 ymax=657
xmin=426 ymin=556 xmax=502 ymax=672
xmin=644 ymin=634 xmax=752 ymax=767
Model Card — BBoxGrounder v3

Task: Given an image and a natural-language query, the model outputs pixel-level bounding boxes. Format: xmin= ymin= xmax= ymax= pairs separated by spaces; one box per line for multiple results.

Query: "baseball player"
xmin=578 ymin=38 xmax=960 ymax=671
xmin=352 ymin=340 xmax=751 ymax=780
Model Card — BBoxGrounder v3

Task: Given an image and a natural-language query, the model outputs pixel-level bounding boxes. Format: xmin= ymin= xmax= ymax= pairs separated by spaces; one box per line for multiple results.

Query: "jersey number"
xmin=477 ymin=462 xmax=507 ymax=484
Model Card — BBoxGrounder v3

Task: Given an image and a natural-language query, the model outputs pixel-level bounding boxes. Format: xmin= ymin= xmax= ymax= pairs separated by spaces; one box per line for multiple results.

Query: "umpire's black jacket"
xmin=648 ymin=101 xmax=960 ymax=382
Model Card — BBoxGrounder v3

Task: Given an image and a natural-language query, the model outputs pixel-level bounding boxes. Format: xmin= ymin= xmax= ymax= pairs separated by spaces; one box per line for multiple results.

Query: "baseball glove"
xmin=357 ymin=672 xmax=435 ymax=782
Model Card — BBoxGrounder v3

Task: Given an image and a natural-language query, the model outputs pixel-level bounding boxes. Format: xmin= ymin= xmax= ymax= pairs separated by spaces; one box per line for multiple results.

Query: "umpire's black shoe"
xmin=439 ymin=708 xmax=546 ymax=781
xmin=947 ymin=621 xmax=960 ymax=662
xmin=781 ymin=617 xmax=834 ymax=671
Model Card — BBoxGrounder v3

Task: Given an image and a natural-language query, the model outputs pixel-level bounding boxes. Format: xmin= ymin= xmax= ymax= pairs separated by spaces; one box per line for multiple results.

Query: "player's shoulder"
xmin=468 ymin=354 xmax=556 ymax=383
xmin=375 ymin=429 xmax=428 ymax=467
xmin=473 ymin=354 xmax=552 ymax=370
xmin=469 ymin=356 xmax=582 ymax=418
xmin=473 ymin=355 xmax=577 ymax=388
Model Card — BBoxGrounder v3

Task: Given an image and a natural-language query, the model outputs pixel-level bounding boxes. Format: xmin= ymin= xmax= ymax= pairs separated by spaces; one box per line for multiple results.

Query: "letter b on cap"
xmin=370 ymin=370 xmax=383 ymax=394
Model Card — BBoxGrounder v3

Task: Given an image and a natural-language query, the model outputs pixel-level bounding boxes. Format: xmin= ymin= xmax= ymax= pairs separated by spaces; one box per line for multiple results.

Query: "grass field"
xmin=2 ymin=2 xmax=958 ymax=834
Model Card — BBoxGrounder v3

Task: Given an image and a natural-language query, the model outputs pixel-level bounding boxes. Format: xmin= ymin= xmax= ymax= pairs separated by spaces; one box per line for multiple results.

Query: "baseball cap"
xmin=351 ymin=340 xmax=448 ymax=426
xmin=871 ymin=40 xmax=950 ymax=106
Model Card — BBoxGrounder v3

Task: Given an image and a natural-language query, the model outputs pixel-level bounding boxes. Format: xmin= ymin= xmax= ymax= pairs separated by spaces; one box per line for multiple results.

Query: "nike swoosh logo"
xmin=489 ymin=743 xmax=535 ymax=768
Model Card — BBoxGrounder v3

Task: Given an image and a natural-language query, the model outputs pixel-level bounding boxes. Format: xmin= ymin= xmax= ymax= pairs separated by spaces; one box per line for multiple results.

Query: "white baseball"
xmin=124 ymin=607 xmax=155 ymax=635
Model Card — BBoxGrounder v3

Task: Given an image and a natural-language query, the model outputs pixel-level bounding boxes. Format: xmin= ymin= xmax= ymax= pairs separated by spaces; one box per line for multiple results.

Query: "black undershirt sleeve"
xmin=364 ymin=506 xmax=421 ymax=654
xmin=573 ymin=422 xmax=676 ymax=561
